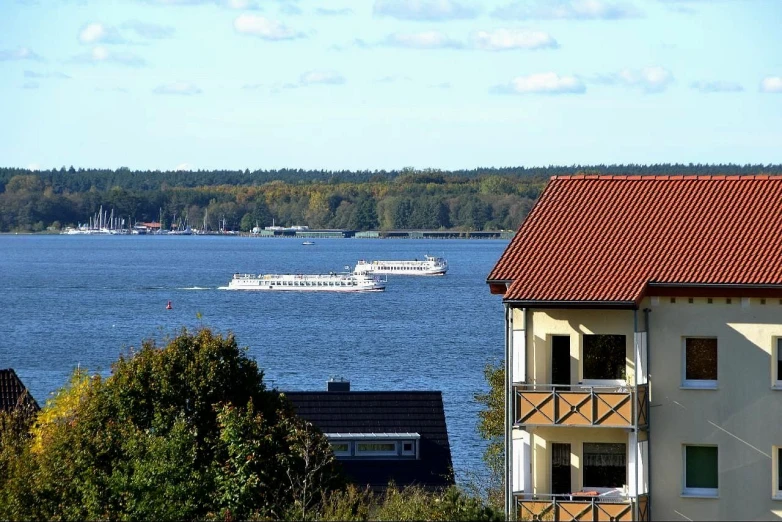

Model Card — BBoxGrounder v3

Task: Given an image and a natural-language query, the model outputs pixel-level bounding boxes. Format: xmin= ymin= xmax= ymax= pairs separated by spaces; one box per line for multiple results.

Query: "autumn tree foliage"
xmin=0 ymin=328 xmax=343 ymax=521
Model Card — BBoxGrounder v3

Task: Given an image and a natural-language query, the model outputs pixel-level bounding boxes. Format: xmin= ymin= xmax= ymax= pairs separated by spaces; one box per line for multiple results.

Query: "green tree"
xmin=0 ymin=328 xmax=343 ymax=521
xmin=354 ymin=197 xmax=378 ymax=230
xmin=474 ymin=362 xmax=505 ymax=511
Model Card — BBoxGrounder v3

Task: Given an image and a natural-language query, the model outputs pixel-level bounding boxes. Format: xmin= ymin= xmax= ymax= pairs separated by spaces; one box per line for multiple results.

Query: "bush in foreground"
xmin=0 ymin=328 xmax=342 ymax=521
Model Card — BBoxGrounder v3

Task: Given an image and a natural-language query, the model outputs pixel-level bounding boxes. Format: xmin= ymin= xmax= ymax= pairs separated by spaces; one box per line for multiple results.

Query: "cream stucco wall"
xmin=529 ymin=427 xmax=633 ymax=495
xmin=643 ymin=296 xmax=782 ymax=521
xmin=524 ymin=308 xmax=636 ymax=386
xmin=511 ymin=299 xmax=782 ymax=521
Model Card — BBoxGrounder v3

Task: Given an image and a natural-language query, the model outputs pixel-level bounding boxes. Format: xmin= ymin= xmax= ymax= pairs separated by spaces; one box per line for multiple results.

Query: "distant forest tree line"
xmin=0 ymin=163 xmax=780 ymax=233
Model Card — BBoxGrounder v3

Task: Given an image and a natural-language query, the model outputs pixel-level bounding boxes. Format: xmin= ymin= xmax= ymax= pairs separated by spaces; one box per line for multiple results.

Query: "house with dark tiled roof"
xmin=487 ymin=176 xmax=782 ymax=521
xmin=0 ymin=368 xmax=40 ymax=413
xmin=285 ymin=379 xmax=454 ymax=493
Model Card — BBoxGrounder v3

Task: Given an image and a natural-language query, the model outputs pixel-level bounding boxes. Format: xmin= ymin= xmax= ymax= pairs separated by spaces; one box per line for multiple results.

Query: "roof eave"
xmin=645 ymin=282 xmax=782 ymax=298
xmin=501 ymin=299 xmax=639 ymax=310
xmin=486 ymin=279 xmax=512 ymax=295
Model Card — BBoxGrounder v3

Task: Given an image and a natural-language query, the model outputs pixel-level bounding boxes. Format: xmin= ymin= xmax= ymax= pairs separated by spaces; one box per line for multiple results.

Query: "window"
xmin=683 ymin=445 xmax=718 ymax=497
xmin=583 ymin=335 xmax=626 ymax=384
xmin=583 ymin=443 xmax=626 ymax=490
xmin=356 ymin=442 xmax=397 ymax=456
xmin=683 ymin=338 xmax=718 ymax=388
xmin=776 ymin=339 xmax=782 ymax=387
xmin=330 ymin=442 xmax=351 ymax=456
xmin=325 ymin=433 xmax=419 ymax=459
xmin=776 ymin=447 xmax=782 ymax=498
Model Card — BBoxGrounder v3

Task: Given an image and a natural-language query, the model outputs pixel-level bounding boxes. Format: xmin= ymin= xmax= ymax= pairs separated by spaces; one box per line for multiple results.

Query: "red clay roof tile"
xmin=487 ymin=176 xmax=782 ymax=304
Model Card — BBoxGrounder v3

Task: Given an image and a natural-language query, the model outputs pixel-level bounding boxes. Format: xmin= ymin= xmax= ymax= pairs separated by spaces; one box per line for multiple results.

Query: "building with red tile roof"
xmin=488 ymin=175 xmax=782 ymax=305
xmin=487 ymin=175 xmax=782 ymax=522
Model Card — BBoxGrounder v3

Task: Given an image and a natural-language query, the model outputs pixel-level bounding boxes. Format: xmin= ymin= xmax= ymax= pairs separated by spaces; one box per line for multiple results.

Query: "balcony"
xmin=515 ymin=493 xmax=649 ymax=522
xmin=514 ymin=384 xmax=648 ymax=428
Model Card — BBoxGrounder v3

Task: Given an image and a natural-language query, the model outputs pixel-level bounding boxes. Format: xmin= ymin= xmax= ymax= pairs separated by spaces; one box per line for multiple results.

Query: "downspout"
xmin=643 ymin=307 xmax=652 ymax=522
xmin=633 ymin=310 xmax=639 ymax=518
xmin=505 ymin=303 xmax=514 ymax=519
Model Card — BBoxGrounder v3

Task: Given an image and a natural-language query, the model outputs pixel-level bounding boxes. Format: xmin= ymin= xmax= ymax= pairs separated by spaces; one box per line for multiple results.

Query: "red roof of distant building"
xmin=487 ymin=175 xmax=782 ymax=304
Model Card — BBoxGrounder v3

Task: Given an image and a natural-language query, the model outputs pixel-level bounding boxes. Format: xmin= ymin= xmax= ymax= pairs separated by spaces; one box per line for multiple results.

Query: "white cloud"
xmin=233 ymin=14 xmax=304 ymax=40
xmin=24 ymin=70 xmax=70 ymax=79
xmin=493 ymin=72 xmax=586 ymax=94
xmin=472 ymin=28 xmax=558 ymax=51
xmin=618 ymin=66 xmax=673 ymax=92
xmin=374 ymin=0 xmax=478 ymax=20
xmin=145 ymin=0 xmax=260 ymax=7
xmin=385 ymin=31 xmax=463 ymax=49
xmin=79 ymin=23 xmax=126 ymax=44
xmin=72 ymin=46 xmax=147 ymax=67
xmin=0 ymin=46 xmax=43 ymax=61
xmin=299 ymin=70 xmax=345 ymax=85
xmin=122 ymin=20 xmax=175 ymax=39
xmin=315 ymin=7 xmax=352 ymax=16
xmin=174 ymin=163 xmax=192 ymax=171
xmin=153 ymin=82 xmax=202 ymax=95
xmin=27 ymin=163 xmax=42 ymax=171
xmin=760 ymin=76 xmax=782 ymax=93
xmin=593 ymin=66 xmax=673 ymax=93
xmin=493 ymin=0 xmax=642 ymax=20
xmin=690 ymin=80 xmax=743 ymax=93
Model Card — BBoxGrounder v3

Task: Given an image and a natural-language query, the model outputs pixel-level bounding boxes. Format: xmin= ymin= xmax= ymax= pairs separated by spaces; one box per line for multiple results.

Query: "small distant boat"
xmin=353 ymin=255 xmax=448 ymax=276
xmin=302 ymin=241 xmax=315 ymax=246
xmin=222 ymin=272 xmax=386 ymax=292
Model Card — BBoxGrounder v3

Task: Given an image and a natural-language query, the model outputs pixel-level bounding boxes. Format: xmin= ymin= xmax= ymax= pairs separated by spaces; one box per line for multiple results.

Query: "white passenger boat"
xmin=353 ymin=255 xmax=448 ymax=276
xmin=222 ymin=272 xmax=386 ymax=292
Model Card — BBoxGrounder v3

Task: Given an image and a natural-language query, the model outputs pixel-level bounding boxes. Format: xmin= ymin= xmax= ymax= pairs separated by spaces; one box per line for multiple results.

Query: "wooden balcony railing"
xmin=514 ymin=383 xmax=649 ymax=428
xmin=515 ymin=493 xmax=649 ymax=522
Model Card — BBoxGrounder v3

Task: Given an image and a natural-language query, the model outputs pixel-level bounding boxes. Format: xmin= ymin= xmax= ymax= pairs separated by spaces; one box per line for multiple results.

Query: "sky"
xmin=1 ymin=0 xmax=781 ymax=172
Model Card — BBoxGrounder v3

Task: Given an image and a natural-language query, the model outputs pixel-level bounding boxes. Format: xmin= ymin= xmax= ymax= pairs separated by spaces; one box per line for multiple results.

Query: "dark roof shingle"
xmin=284 ymin=391 xmax=454 ymax=492
xmin=0 ymin=369 xmax=40 ymax=413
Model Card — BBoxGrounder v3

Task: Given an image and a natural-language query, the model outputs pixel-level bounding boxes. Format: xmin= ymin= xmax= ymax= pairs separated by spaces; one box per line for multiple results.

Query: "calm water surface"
xmin=0 ymin=235 xmax=507 ymax=483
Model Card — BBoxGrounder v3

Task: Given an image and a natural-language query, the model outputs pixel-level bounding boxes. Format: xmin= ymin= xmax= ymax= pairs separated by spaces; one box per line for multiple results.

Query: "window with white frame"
xmin=582 ymin=335 xmax=626 ymax=385
xmin=775 ymin=339 xmax=782 ymax=387
xmin=356 ymin=442 xmax=397 ymax=456
xmin=330 ymin=442 xmax=351 ymax=457
xmin=325 ymin=433 xmax=419 ymax=459
xmin=683 ymin=445 xmax=718 ymax=497
xmin=683 ymin=338 xmax=718 ymax=388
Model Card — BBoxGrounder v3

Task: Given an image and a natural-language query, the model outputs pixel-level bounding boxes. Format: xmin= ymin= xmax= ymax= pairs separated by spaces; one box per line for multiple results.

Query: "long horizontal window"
xmin=324 ymin=433 xmax=420 ymax=459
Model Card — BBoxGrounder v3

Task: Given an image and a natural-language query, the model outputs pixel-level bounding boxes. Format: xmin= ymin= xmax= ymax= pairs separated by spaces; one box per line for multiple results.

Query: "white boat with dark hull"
xmin=222 ymin=272 xmax=386 ymax=292
xmin=353 ymin=255 xmax=448 ymax=276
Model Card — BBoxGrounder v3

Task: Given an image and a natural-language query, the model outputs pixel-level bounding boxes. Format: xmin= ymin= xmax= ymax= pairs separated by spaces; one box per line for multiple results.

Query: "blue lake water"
xmin=0 ymin=235 xmax=508 ymax=483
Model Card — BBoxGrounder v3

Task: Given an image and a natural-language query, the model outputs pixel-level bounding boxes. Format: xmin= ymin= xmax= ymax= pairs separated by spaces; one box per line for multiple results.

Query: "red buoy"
xmin=166 ymin=300 xmax=172 ymax=310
